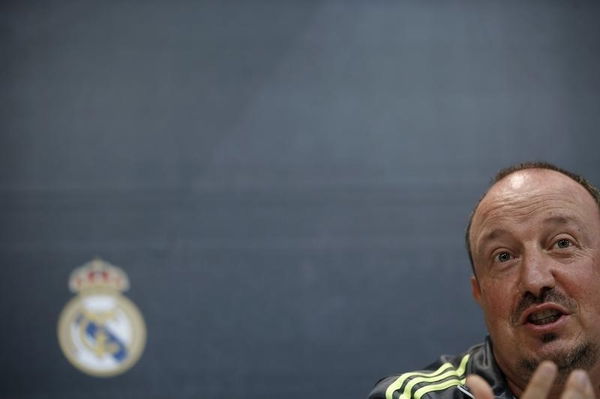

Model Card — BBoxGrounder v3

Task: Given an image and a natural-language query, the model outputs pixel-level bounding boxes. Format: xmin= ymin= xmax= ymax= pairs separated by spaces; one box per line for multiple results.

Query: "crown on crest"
xmin=69 ymin=258 xmax=129 ymax=293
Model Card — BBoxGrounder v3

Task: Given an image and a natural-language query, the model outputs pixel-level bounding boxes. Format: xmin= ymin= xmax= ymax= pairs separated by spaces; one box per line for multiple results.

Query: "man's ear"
xmin=471 ymin=275 xmax=482 ymax=306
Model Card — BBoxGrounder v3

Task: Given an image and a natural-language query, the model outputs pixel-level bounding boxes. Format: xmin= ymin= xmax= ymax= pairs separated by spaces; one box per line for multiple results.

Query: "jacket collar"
xmin=467 ymin=337 xmax=515 ymax=399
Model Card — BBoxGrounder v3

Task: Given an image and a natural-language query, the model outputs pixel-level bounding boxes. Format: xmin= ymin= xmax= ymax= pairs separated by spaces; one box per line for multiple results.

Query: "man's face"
xmin=469 ymin=169 xmax=600 ymax=385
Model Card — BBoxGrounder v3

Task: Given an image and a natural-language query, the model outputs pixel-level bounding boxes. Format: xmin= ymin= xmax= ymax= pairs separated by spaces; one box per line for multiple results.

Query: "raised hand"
xmin=466 ymin=362 xmax=595 ymax=399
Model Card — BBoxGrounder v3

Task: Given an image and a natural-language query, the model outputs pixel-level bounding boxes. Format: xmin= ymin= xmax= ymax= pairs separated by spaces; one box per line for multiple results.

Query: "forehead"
xmin=470 ymin=169 xmax=600 ymax=244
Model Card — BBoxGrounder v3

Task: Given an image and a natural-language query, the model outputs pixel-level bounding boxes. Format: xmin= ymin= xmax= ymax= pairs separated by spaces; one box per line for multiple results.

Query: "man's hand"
xmin=465 ymin=361 xmax=595 ymax=399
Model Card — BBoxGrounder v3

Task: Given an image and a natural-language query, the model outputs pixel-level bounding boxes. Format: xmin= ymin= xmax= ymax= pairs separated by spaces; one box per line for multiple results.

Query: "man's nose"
xmin=518 ymin=251 xmax=556 ymax=297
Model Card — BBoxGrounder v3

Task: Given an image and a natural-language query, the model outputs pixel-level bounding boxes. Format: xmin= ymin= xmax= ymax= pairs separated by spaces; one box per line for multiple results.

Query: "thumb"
xmin=466 ymin=374 xmax=494 ymax=399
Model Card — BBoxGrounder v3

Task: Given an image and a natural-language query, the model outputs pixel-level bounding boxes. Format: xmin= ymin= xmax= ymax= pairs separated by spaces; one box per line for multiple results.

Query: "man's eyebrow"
xmin=477 ymin=229 xmax=511 ymax=250
xmin=483 ymin=228 xmax=511 ymax=241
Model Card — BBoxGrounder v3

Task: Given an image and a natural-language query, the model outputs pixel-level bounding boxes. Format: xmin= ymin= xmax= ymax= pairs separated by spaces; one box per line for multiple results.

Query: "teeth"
xmin=528 ymin=309 xmax=562 ymax=325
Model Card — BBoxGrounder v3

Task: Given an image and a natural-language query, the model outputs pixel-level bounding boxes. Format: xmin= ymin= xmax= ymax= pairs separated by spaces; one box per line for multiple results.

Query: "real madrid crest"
xmin=57 ymin=258 xmax=146 ymax=377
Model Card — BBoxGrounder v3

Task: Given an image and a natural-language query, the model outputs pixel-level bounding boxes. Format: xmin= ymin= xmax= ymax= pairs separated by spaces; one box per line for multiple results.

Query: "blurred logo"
xmin=57 ymin=258 xmax=146 ymax=377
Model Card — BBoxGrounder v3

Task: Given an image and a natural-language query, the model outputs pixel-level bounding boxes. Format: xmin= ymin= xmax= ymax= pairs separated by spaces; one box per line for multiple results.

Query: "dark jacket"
xmin=368 ymin=338 xmax=515 ymax=399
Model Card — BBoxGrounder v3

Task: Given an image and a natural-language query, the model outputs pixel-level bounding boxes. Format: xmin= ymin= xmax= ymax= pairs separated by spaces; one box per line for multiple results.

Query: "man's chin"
xmin=520 ymin=332 xmax=578 ymax=357
xmin=518 ymin=339 xmax=598 ymax=382
xmin=530 ymin=334 xmax=571 ymax=356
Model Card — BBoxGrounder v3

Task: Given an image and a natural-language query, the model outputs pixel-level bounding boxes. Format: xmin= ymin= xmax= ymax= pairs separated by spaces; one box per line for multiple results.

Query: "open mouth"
xmin=527 ymin=309 xmax=564 ymax=326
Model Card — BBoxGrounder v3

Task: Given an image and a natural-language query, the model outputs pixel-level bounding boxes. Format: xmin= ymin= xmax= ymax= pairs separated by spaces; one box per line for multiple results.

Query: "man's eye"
xmin=495 ymin=252 xmax=512 ymax=262
xmin=555 ymin=239 xmax=573 ymax=249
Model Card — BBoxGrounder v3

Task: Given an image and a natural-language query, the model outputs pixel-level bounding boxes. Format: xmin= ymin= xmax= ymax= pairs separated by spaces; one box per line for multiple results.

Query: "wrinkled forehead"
xmin=470 ymin=169 xmax=600 ymax=243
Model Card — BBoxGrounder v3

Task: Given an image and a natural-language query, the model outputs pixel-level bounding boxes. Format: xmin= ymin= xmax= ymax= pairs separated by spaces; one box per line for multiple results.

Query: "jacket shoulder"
xmin=368 ymin=351 xmax=474 ymax=399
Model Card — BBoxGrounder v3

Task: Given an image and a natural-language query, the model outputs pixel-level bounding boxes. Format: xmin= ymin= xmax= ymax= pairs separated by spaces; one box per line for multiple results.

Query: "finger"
xmin=466 ymin=374 xmax=494 ymax=399
xmin=561 ymin=370 xmax=594 ymax=399
xmin=585 ymin=372 xmax=596 ymax=399
xmin=522 ymin=361 xmax=557 ymax=399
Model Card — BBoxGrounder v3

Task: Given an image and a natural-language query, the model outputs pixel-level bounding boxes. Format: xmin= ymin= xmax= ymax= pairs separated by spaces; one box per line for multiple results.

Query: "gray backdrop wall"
xmin=2 ymin=1 xmax=600 ymax=398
